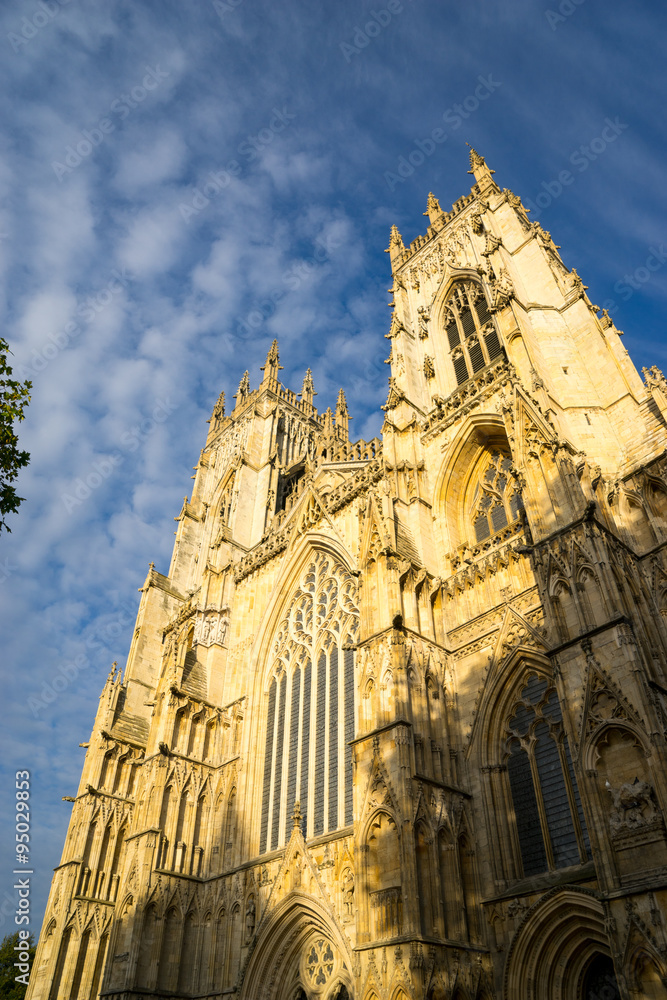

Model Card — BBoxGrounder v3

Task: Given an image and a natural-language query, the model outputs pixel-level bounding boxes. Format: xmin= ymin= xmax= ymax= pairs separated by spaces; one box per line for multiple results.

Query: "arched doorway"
xmin=581 ymin=954 xmax=621 ymax=1000
xmin=239 ymin=892 xmax=353 ymax=1000
xmin=504 ymin=888 xmax=616 ymax=999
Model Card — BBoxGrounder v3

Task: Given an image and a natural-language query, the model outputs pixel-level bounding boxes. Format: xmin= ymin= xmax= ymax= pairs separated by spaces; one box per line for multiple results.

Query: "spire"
xmin=466 ymin=145 xmax=497 ymax=194
xmin=235 ymin=370 xmax=250 ymax=406
xmin=423 ymin=191 xmax=444 ymax=225
xmin=385 ymin=224 xmax=406 ymax=266
xmin=335 ymin=388 xmax=349 ymax=439
xmin=301 ymin=368 xmax=316 ymax=407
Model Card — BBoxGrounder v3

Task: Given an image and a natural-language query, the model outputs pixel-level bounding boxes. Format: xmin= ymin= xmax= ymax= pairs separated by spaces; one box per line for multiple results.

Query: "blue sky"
xmin=1 ymin=0 xmax=666 ymax=934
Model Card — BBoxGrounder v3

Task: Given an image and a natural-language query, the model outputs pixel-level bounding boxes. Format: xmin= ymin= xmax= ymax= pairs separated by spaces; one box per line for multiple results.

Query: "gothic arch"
xmin=471 ymin=648 xmax=553 ymax=765
xmin=434 ymin=414 xmax=515 ymax=555
xmin=430 ymin=269 xmax=494 ymax=332
xmin=249 ymin=534 xmax=359 ymax=696
xmin=253 ymin=542 xmax=359 ymax=851
xmin=581 ymin=719 xmax=649 ymax=773
xmin=415 ymin=818 xmax=435 ymax=937
xmin=361 ymin=808 xmax=403 ymax=942
xmin=623 ymin=922 xmax=667 ymax=999
xmin=504 ymin=887 xmax=615 ymax=1000
xmin=471 ymin=651 xmax=590 ymax=882
xmin=239 ymin=892 xmax=353 ymax=1000
xmin=583 ymin=722 xmax=667 ymax=878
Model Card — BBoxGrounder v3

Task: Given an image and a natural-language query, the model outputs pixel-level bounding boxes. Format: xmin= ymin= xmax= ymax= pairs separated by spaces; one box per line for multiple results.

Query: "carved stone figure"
xmin=342 ymin=868 xmax=354 ymax=918
xmin=245 ymin=896 xmax=256 ymax=939
xmin=606 ymin=778 xmax=658 ymax=833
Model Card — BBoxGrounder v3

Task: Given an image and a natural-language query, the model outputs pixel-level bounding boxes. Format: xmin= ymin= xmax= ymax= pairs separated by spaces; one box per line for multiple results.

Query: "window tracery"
xmin=505 ymin=674 xmax=590 ymax=876
xmin=260 ymin=552 xmax=358 ymax=852
xmin=470 ymin=449 xmax=524 ymax=542
xmin=443 ymin=281 xmax=503 ymax=386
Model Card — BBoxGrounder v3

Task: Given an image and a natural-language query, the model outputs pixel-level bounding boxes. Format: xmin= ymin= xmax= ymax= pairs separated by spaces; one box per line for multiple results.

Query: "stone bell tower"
xmin=27 ymin=154 xmax=667 ymax=1000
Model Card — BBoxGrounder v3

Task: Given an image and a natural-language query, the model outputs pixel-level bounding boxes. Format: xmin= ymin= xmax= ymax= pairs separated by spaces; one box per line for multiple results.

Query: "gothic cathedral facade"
xmin=27 ymin=152 xmax=667 ymax=1000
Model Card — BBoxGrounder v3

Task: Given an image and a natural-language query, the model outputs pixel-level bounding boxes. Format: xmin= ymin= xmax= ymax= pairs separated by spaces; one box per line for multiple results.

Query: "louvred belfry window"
xmin=259 ymin=553 xmax=358 ymax=853
xmin=506 ymin=675 xmax=590 ymax=876
xmin=471 ymin=450 xmax=524 ymax=543
xmin=443 ymin=282 xmax=503 ymax=386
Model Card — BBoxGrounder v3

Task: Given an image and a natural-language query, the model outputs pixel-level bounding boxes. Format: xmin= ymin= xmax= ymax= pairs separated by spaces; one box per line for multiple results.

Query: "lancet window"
xmin=443 ymin=281 xmax=503 ymax=386
xmin=505 ymin=674 xmax=590 ymax=876
xmin=259 ymin=552 xmax=358 ymax=852
xmin=471 ymin=449 xmax=524 ymax=542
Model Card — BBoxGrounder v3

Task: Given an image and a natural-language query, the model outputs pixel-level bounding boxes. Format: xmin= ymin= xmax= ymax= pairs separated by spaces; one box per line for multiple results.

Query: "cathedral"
xmin=27 ymin=151 xmax=667 ymax=1000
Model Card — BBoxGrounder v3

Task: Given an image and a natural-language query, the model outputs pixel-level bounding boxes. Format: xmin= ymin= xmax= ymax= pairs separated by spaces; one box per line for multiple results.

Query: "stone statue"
xmin=245 ymin=895 xmax=256 ymax=939
xmin=342 ymin=869 xmax=354 ymax=917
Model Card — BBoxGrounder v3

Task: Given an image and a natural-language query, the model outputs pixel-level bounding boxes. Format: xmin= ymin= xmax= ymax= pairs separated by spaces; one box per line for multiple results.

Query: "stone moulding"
xmin=233 ymin=459 xmax=384 ymax=583
xmin=423 ymin=357 xmax=514 ymax=438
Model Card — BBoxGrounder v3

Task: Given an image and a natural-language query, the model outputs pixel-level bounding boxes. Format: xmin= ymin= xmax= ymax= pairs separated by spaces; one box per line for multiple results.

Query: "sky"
xmin=1 ymin=0 xmax=666 ymax=937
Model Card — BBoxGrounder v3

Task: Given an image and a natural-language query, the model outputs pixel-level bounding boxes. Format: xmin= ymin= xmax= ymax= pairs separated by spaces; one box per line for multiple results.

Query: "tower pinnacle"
xmin=336 ymin=387 xmax=349 ymax=438
xmin=385 ymin=224 xmax=406 ymax=266
xmin=260 ymin=339 xmax=283 ymax=383
xmin=466 ymin=145 xmax=497 ymax=194
xmin=301 ymin=368 xmax=316 ymax=407
xmin=423 ymin=191 xmax=444 ymax=225
xmin=235 ymin=370 xmax=250 ymax=405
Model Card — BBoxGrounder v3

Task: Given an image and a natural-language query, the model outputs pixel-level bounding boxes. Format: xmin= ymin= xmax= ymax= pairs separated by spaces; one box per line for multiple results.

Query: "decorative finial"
xmin=301 ymin=368 xmax=316 ymax=406
xmin=292 ymin=799 xmax=302 ymax=830
xmin=424 ymin=192 xmax=443 ymax=225
xmin=211 ymin=391 xmax=225 ymax=423
xmin=467 ymin=144 xmax=495 ymax=171
xmin=644 ymin=366 xmax=667 ymax=391
xmin=260 ymin=339 xmax=283 ymax=382
xmin=236 ymin=370 xmax=250 ymax=401
xmin=385 ymin=224 xmax=405 ymax=254
xmin=335 ymin=388 xmax=349 ymax=439
xmin=467 ymin=145 xmax=496 ymax=191
xmin=385 ymin=224 xmax=406 ymax=269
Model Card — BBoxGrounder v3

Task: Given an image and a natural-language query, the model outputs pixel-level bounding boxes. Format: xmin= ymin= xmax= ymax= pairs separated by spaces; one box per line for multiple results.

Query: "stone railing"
xmin=330 ymin=437 xmax=382 ymax=463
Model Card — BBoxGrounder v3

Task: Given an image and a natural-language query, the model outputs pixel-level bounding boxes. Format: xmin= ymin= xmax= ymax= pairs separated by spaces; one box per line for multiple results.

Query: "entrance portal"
xmin=582 ymin=954 xmax=621 ymax=1000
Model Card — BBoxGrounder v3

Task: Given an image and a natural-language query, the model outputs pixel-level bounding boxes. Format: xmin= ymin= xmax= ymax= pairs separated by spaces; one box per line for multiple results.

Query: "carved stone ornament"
xmin=301 ymin=937 xmax=337 ymax=992
xmin=606 ymin=777 xmax=660 ymax=836
xmin=417 ymin=306 xmax=430 ymax=338
xmin=193 ymin=607 xmax=231 ymax=647
xmin=490 ymin=267 xmax=514 ymax=311
xmin=643 ymin=365 xmax=667 ymax=393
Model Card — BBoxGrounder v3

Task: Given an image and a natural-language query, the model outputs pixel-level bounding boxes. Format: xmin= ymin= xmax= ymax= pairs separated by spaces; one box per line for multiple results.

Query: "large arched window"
xmin=443 ymin=282 xmax=503 ymax=386
xmin=259 ymin=552 xmax=358 ymax=851
xmin=469 ymin=448 xmax=524 ymax=542
xmin=506 ymin=674 xmax=590 ymax=876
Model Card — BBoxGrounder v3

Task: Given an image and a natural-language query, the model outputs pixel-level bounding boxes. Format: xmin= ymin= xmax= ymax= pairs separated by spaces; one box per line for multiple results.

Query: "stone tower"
xmin=27 ymin=153 xmax=667 ymax=1000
